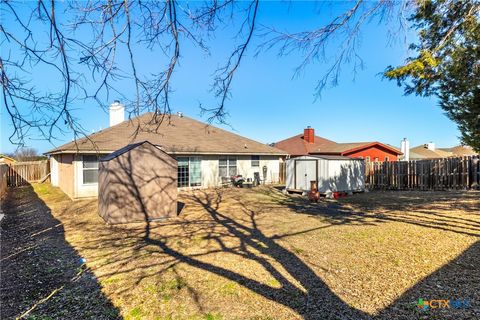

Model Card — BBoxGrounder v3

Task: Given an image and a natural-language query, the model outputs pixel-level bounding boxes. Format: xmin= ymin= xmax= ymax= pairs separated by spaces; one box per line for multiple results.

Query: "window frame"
xmin=82 ymin=155 xmax=99 ymax=185
xmin=177 ymin=156 xmax=202 ymax=188
xmin=251 ymin=155 xmax=260 ymax=168
xmin=219 ymin=156 xmax=237 ymax=178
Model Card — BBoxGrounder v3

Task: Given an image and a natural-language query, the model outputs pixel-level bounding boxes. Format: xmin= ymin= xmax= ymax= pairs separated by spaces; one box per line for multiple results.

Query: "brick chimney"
xmin=303 ymin=126 xmax=315 ymax=144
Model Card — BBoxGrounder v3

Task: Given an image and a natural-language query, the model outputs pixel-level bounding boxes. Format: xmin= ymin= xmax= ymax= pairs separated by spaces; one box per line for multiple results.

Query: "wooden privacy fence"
xmin=279 ymin=162 xmax=286 ymax=184
xmin=0 ymin=164 xmax=8 ymax=198
xmin=6 ymin=160 xmax=50 ymax=187
xmin=367 ymin=156 xmax=480 ymax=190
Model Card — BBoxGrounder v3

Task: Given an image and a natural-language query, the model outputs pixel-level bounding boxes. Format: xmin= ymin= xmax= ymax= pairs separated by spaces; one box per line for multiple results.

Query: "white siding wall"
xmin=50 ymin=156 xmax=59 ymax=186
xmin=286 ymin=156 xmax=365 ymax=192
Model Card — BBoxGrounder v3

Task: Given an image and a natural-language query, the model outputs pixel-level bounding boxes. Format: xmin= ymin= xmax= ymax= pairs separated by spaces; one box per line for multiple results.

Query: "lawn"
xmin=1 ymin=183 xmax=479 ymax=319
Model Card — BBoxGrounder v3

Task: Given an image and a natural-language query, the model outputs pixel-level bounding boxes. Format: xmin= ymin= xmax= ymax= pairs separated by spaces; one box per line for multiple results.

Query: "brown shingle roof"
xmin=439 ymin=145 xmax=478 ymax=157
xmin=410 ymin=145 xmax=453 ymax=159
xmin=46 ymin=113 xmax=286 ymax=156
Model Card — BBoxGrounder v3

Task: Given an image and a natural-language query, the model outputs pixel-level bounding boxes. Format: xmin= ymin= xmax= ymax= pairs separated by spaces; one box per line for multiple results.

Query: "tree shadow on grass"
xmin=34 ymin=181 xmax=479 ymax=319
xmin=0 ymin=185 xmax=120 ymax=319
xmin=256 ymin=187 xmax=480 ymax=237
xmin=140 ymin=189 xmax=370 ymax=320
xmin=377 ymin=240 xmax=480 ymax=319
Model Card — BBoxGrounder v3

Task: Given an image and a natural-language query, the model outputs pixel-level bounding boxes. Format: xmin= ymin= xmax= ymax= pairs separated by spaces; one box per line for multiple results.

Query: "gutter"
xmin=45 ymin=150 xmax=288 ymax=156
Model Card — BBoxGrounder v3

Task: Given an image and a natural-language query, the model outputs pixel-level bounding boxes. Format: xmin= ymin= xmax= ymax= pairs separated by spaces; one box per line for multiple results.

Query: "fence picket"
xmin=6 ymin=160 xmax=50 ymax=187
xmin=367 ymin=156 xmax=480 ymax=190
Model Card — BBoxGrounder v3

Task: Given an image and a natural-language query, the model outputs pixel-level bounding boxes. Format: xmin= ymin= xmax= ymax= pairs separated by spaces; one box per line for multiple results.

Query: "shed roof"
xmin=100 ymin=141 xmax=170 ymax=161
xmin=46 ymin=113 xmax=286 ymax=156
xmin=0 ymin=154 xmax=16 ymax=163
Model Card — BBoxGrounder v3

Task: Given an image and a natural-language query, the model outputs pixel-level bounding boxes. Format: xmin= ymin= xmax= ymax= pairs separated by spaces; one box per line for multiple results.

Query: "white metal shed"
xmin=285 ymin=155 xmax=365 ymax=193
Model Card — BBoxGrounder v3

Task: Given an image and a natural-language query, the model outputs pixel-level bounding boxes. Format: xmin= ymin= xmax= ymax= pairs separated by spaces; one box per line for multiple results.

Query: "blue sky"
xmin=0 ymin=1 xmax=460 ymax=154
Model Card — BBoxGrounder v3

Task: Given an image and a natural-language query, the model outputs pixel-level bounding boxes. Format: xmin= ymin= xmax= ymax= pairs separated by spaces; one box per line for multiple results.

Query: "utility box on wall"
xmin=98 ymin=141 xmax=177 ymax=224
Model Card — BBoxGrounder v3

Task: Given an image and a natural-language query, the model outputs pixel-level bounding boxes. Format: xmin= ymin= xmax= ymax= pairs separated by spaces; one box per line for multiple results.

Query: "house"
xmin=45 ymin=103 xmax=286 ymax=199
xmin=274 ymin=127 xmax=402 ymax=162
xmin=439 ymin=145 xmax=478 ymax=157
xmin=410 ymin=142 xmax=478 ymax=160
xmin=0 ymin=154 xmax=16 ymax=165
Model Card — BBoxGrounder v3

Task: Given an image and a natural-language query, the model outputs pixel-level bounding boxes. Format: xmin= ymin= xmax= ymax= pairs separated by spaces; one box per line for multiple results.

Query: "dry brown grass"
xmin=14 ymin=184 xmax=480 ymax=319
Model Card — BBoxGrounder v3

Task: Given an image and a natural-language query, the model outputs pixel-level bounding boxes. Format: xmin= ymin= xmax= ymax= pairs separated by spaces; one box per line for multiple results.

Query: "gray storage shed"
xmin=98 ymin=141 xmax=177 ymax=224
xmin=286 ymin=155 xmax=365 ymax=193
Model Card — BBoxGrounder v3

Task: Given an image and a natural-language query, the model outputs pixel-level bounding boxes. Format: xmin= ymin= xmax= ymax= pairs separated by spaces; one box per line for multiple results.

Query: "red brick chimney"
xmin=303 ymin=126 xmax=315 ymax=144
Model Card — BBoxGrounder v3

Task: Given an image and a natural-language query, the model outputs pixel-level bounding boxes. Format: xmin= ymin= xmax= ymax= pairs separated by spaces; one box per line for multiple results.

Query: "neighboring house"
xmin=0 ymin=154 xmax=16 ymax=165
xmin=274 ymin=127 xmax=402 ymax=162
xmin=410 ymin=142 xmax=478 ymax=159
xmin=439 ymin=145 xmax=478 ymax=157
xmin=45 ymin=104 xmax=286 ymax=199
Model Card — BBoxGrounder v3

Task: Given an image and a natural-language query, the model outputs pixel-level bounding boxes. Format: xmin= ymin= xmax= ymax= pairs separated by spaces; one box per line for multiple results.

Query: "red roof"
xmin=274 ymin=134 xmax=402 ymax=156
xmin=274 ymin=134 xmax=337 ymax=156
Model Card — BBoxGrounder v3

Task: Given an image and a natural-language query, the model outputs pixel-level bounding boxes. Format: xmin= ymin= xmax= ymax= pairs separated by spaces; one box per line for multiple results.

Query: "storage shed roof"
xmin=100 ymin=141 xmax=167 ymax=161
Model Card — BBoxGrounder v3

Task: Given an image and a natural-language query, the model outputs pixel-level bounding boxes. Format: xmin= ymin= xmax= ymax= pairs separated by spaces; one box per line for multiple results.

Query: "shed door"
xmin=295 ymin=160 xmax=317 ymax=191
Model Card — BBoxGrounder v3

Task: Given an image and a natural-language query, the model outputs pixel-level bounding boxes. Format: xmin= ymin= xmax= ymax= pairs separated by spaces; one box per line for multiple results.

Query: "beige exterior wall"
xmin=194 ymin=154 xmax=281 ymax=189
xmin=52 ymin=153 xmax=282 ymax=198
xmin=74 ymin=155 xmax=102 ymax=198
xmin=200 ymin=155 xmax=221 ymax=187
xmin=56 ymin=154 xmax=74 ymax=199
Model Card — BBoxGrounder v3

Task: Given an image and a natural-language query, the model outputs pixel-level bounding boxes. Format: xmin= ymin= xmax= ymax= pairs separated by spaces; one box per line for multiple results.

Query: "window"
xmin=189 ymin=157 xmax=201 ymax=187
xmin=177 ymin=157 xmax=202 ymax=187
xmin=178 ymin=157 xmax=189 ymax=187
xmin=82 ymin=155 xmax=99 ymax=184
xmin=219 ymin=157 xmax=237 ymax=177
xmin=251 ymin=155 xmax=260 ymax=167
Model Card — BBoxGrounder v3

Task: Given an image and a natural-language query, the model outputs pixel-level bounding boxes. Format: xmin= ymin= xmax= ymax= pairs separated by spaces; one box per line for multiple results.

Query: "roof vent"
xmin=424 ymin=142 xmax=435 ymax=151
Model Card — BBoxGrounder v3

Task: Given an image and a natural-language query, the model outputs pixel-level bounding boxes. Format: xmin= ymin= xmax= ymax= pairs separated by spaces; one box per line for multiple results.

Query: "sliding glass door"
xmin=177 ymin=157 xmax=202 ymax=187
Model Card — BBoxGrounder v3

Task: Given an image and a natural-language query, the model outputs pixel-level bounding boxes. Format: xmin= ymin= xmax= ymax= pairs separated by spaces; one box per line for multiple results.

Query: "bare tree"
xmin=1 ymin=0 xmax=411 ymax=147
xmin=12 ymin=147 xmax=45 ymax=161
